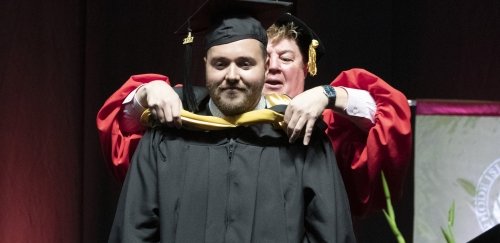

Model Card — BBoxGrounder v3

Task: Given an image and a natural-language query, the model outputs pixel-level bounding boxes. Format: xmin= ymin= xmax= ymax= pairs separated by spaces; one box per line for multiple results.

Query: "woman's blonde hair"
xmin=266 ymin=22 xmax=306 ymax=63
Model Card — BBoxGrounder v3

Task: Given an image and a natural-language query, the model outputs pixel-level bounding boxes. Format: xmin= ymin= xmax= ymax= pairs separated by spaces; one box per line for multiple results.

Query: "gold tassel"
xmin=307 ymin=39 xmax=319 ymax=76
xmin=183 ymin=31 xmax=194 ymax=45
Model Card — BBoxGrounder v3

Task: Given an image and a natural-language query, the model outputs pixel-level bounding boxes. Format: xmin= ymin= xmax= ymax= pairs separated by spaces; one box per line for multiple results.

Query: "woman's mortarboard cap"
xmin=274 ymin=13 xmax=325 ymax=76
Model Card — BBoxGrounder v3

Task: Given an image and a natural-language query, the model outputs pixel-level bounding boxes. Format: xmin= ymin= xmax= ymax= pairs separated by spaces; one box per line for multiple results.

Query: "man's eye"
xmin=238 ymin=60 xmax=254 ymax=70
xmin=280 ymin=56 xmax=293 ymax=62
xmin=240 ymin=62 xmax=251 ymax=69
xmin=213 ymin=61 xmax=227 ymax=69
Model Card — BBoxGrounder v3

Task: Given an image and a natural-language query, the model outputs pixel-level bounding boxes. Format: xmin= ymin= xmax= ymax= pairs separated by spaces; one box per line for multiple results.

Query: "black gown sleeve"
xmin=108 ymin=129 xmax=160 ymax=243
xmin=303 ymin=135 xmax=356 ymax=243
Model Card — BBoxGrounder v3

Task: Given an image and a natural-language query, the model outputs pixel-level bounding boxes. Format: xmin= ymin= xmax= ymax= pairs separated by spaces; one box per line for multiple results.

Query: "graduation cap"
xmin=176 ymin=0 xmax=292 ymax=112
xmin=273 ymin=13 xmax=325 ymax=76
xmin=177 ymin=0 xmax=292 ymax=48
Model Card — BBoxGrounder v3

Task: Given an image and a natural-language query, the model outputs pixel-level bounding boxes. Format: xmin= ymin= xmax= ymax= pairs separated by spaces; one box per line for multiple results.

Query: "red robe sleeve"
xmin=323 ymin=68 xmax=412 ymax=217
xmin=96 ymin=74 xmax=170 ymax=180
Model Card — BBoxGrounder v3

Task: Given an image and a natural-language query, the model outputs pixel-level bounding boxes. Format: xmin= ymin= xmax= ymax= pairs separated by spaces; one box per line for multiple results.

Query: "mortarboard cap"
xmin=177 ymin=0 xmax=292 ymax=112
xmin=274 ymin=13 xmax=325 ymax=76
xmin=177 ymin=0 xmax=292 ymax=49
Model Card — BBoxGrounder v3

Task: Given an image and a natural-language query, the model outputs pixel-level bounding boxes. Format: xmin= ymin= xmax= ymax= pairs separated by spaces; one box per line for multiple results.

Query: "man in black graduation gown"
xmin=108 ymin=1 xmax=355 ymax=242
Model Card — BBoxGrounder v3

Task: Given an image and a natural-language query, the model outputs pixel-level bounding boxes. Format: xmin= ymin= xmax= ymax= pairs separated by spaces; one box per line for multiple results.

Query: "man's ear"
xmin=204 ymin=57 xmax=207 ymax=63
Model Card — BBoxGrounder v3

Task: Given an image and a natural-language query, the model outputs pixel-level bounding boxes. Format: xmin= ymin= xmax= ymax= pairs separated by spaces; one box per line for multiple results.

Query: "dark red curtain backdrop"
xmin=1 ymin=0 xmax=498 ymax=242
xmin=0 ymin=0 xmax=84 ymax=242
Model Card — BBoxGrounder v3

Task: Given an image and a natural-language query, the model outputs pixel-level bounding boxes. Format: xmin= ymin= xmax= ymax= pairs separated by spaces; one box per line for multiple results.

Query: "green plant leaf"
xmin=456 ymin=178 xmax=476 ymax=196
xmin=441 ymin=201 xmax=456 ymax=243
xmin=441 ymin=227 xmax=452 ymax=243
xmin=448 ymin=201 xmax=455 ymax=226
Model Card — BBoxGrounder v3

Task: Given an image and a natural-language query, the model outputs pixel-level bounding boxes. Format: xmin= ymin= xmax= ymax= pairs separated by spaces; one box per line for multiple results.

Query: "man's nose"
xmin=225 ymin=63 xmax=240 ymax=83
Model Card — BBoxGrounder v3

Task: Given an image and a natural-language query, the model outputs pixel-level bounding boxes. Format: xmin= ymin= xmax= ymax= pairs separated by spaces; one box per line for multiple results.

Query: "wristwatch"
xmin=322 ymin=85 xmax=337 ymax=108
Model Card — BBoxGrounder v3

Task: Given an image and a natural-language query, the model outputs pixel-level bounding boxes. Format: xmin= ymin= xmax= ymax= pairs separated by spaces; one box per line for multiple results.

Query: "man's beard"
xmin=215 ymin=98 xmax=251 ymax=116
xmin=207 ymin=83 xmax=263 ymax=116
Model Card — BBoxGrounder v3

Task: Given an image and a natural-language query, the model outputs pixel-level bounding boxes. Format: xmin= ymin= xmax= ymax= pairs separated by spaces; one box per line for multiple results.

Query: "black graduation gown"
xmin=108 ymin=117 xmax=355 ymax=243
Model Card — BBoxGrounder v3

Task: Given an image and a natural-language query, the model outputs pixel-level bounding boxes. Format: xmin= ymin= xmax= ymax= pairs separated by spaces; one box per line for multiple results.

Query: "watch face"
xmin=323 ymin=85 xmax=336 ymax=98
xmin=323 ymin=85 xmax=337 ymax=107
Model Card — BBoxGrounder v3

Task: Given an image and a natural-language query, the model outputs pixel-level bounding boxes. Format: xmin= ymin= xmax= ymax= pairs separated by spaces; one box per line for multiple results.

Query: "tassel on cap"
xmin=307 ymin=39 xmax=319 ymax=76
xmin=183 ymin=31 xmax=194 ymax=45
xmin=182 ymin=25 xmax=199 ymax=112
xmin=274 ymin=13 xmax=325 ymax=78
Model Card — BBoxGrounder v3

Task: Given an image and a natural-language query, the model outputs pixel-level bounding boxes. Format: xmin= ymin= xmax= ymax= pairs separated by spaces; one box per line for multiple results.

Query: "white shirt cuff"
xmin=120 ymin=86 xmax=146 ymax=133
xmin=343 ymin=87 xmax=376 ymax=130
